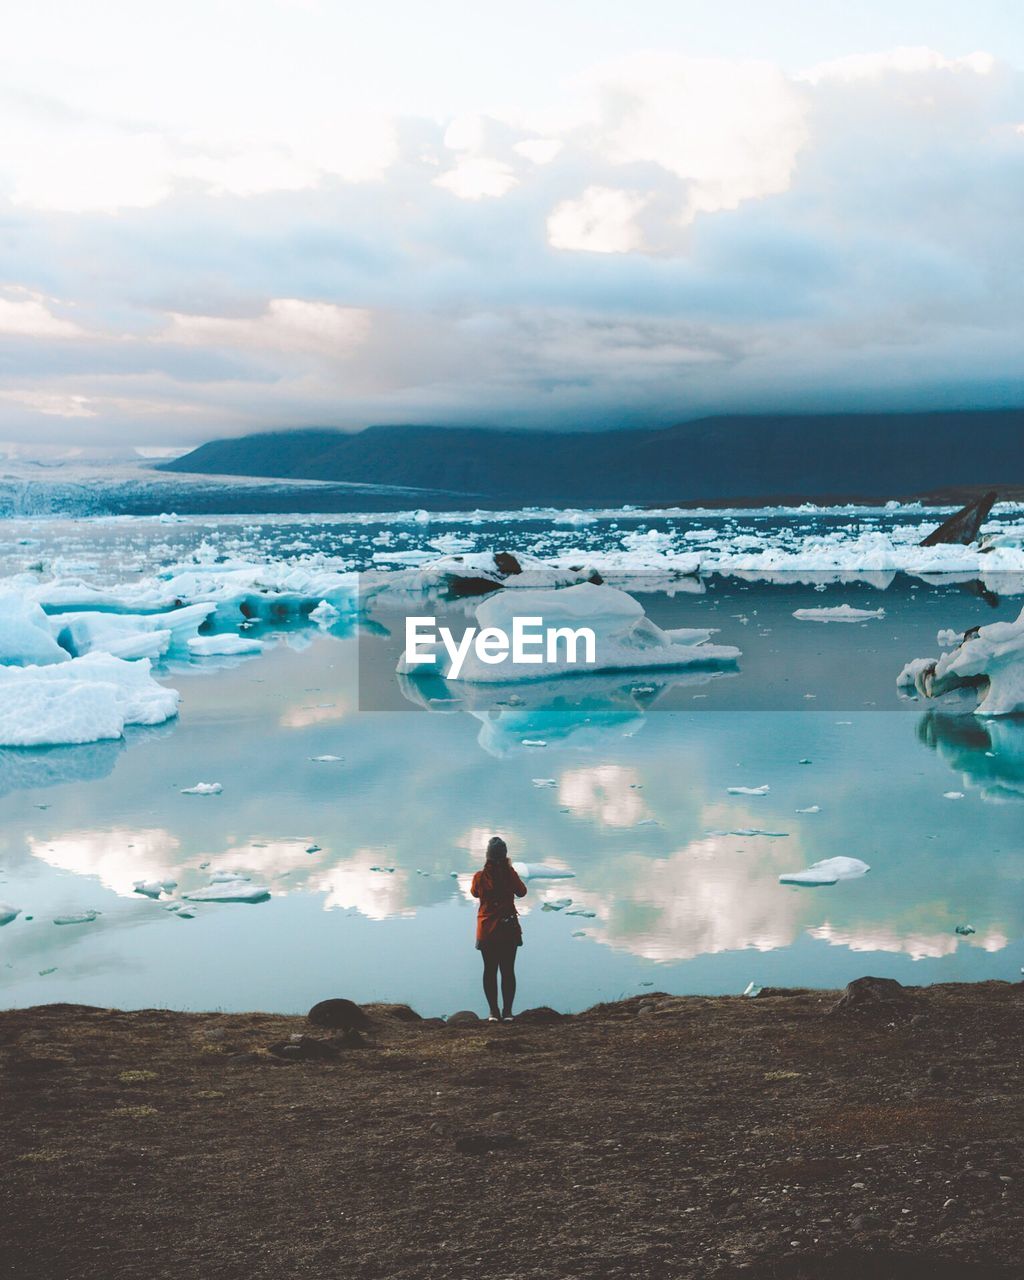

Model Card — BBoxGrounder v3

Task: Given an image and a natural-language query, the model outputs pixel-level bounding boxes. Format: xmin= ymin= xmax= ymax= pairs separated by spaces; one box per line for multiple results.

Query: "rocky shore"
xmin=2 ymin=978 xmax=1022 ymax=1280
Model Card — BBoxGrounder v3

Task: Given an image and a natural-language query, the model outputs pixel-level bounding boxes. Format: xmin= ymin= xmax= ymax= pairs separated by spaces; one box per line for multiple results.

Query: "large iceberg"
xmin=398 ymin=582 xmax=740 ymax=684
xmin=0 ymin=592 xmax=70 ymax=666
xmin=897 ymin=606 xmax=1024 ymax=716
xmin=0 ymin=653 xmax=179 ymax=746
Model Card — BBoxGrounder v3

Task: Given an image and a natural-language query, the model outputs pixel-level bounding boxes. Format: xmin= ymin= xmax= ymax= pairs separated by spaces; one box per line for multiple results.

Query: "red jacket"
xmin=470 ymin=862 xmax=527 ymax=945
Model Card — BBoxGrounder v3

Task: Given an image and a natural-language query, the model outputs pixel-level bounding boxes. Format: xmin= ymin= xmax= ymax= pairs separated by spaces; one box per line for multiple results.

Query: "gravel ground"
xmin=2 ymin=980 xmax=1021 ymax=1280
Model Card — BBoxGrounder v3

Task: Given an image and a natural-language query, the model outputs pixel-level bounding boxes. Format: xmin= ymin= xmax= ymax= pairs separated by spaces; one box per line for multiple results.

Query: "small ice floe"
xmin=565 ymin=907 xmax=596 ymax=918
xmin=792 ymin=605 xmax=885 ymax=623
xmin=133 ymin=879 xmax=177 ymax=899
xmin=310 ymin=755 xmax=343 ymax=763
xmin=743 ymin=981 xmax=762 ymax=997
xmin=187 ymin=634 xmax=265 ymax=657
xmin=636 ymin=818 xmax=660 ymax=827
xmin=512 ymin=862 xmax=575 ymax=880
xmin=943 ymin=791 xmax=965 ymax=800
xmin=730 ymin=828 xmax=789 ymax=838
xmin=522 ymin=739 xmax=547 ymax=747
xmin=727 ymin=784 xmax=769 ymax=796
xmin=183 ymin=875 xmax=270 ymax=904
xmin=369 ymin=865 xmax=395 ymax=873
xmin=305 ymin=844 xmax=322 ymax=854
xmin=310 ymin=600 xmax=341 ymax=628
xmin=541 ymin=898 xmax=573 ymax=912
xmin=954 ymin=923 xmax=976 ymax=936
xmin=39 ymin=967 xmax=57 ymax=976
xmin=181 ymin=782 xmax=222 ymax=796
xmin=571 ymin=930 xmax=587 ymax=938
xmin=937 ymin=629 xmax=962 ymax=648
xmin=779 ymin=856 xmax=870 ymax=886
xmin=0 ymin=903 xmax=21 ymax=926
xmin=796 ymin=805 xmax=821 ymax=814
xmin=531 ymin=778 xmax=557 ymax=788
xmin=53 ymin=910 xmax=101 ymax=925
xmin=798 ymin=758 xmax=812 ymax=765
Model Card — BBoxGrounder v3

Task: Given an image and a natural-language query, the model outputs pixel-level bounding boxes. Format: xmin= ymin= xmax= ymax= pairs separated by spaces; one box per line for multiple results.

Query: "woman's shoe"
xmin=500 ymin=1013 xmax=515 ymax=1023
xmin=487 ymin=1014 xmax=500 ymax=1022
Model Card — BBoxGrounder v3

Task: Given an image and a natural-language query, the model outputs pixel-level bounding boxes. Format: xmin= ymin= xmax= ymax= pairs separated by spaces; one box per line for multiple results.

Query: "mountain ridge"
xmin=161 ymin=410 xmax=1024 ymax=508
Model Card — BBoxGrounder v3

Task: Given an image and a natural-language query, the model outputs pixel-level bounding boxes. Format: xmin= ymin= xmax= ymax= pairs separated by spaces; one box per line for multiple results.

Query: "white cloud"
xmin=0 ymin=390 xmax=96 ymax=418
xmin=434 ymin=157 xmax=518 ymax=200
xmin=513 ymin=137 xmax=563 ymax=165
xmin=800 ymin=46 xmax=996 ymax=84
xmin=0 ymin=290 xmax=84 ymax=339
xmin=547 ymin=185 xmax=649 ymax=253
xmin=162 ymin=299 xmax=371 ymax=355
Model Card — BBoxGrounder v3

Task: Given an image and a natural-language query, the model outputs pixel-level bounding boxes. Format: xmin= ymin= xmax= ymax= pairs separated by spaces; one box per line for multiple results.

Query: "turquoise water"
xmin=1 ymin=556 xmax=1022 ymax=1015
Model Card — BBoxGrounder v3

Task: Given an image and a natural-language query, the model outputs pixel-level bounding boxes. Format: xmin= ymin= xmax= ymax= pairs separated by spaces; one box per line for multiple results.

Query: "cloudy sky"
xmin=0 ymin=0 xmax=1022 ymax=450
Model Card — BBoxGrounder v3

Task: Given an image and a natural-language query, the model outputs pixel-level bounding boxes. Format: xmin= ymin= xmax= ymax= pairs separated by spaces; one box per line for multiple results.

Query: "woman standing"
xmin=470 ymin=836 xmax=527 ymax=1022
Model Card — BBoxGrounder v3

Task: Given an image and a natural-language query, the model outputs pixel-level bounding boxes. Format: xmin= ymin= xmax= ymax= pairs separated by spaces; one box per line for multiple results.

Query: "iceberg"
xmin=181 ymin=782 xmax=222 ymax=795
xmin=0 ymin=592 xmax=69 ymax=666
xmin=512 ymin=862 xmax=575 ymax=880
xmin=398 ymin=583 xmax=740 ymax=684
xmin=0 ymin=902 xmax=21 ymax=926
xmin=0 ymin=654 xmax=179 ymax=747
xmin=897 ymin=606 xmax=1024 ymax=716
xmin=51 ymin=603 xmax=214 ymax=661
xmin=727 ymin=785 xmax=769 ymax=796
xmin=187 ymin=634 xmax=265 ymax=657
xmin=792 ymin=605 xmax=885 ymax=622
xmin=779 ymin=856 xmax=870 ymax=886
xmin=182 ymin=874 xmax=270 ymax=904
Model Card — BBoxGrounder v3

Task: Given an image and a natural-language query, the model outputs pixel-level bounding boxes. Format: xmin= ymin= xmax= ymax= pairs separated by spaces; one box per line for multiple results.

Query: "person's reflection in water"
xmin=470 ymin=836 xmax=527 ymax=1023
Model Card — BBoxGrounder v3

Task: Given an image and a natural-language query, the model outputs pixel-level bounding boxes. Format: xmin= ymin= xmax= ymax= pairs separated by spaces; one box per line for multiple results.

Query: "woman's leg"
xmin=498 ymin=944 xmax=517 ymax=1017
xmin=481 ymin=946 xmax=501 ymax=1017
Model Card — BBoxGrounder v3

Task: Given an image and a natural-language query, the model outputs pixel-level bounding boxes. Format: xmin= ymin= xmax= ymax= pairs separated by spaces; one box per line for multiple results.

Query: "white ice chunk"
xmin=53 ymin=909 xmax=101 ymax=925
xmin=310 ymin=600 xmax=341 ymax=627
xmin=182 ymin=879 xmax=270 ymax=903
xmin=779 ymin=856 xmax=870 ymax=886
xmin=796 ymin=805 xmax=821 ymax=814
xmin=187 ymin=634 xmax=265 ymax=657
xmin=181 ymin=781 xmax=222 ymax=795
xmin=0 ymin=592 xmax=70 ymax=666
xmin=52 ymin=603 xmax=214 ymax=661
xmin=398 ymin=582 xmax=740 ymax=684
xmin=792 ymin=605 xmax=885 ymax=622
xmin=727 ymin=784 xmax=770 ymax=796
xmin=898 ymin=606 xmax=1024 ymax=717
xmin=0 ymin=654 xmax=179 ymax=747
xmin=512 ymin=861 xmax=575 ymax=880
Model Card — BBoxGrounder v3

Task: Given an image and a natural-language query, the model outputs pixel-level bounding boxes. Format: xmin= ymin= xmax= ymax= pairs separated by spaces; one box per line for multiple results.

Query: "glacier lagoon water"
xmin=1 ymin=509 xmax=1023 ymax=1015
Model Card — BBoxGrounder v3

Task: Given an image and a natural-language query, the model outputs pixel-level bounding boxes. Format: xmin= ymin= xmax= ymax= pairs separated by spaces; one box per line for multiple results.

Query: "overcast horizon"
xmin=1 ymin=1 xmax=1023 ymax=451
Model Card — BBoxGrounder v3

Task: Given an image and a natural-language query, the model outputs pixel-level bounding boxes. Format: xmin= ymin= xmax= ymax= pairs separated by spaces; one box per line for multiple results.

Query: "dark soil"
xmin=2 ymin=981 xmax=1022 ymax=1280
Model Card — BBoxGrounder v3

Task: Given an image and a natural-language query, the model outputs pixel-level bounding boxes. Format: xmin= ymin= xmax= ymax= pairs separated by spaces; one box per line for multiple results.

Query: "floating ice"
xmin=793 ymin=605 xmax=885 ymax=622
xmin=0 ymin=592 xmax=69 ymax=666
xmin=796 ymin=805 xmax=821 ymax=814
xmin=541 ymin=898 xmax=573 ymax=911
xmin=531 ymin=778 xmax=557 ymax=788
xmin=0 ymin=902 xmax=21 ymax=926
xmin=937 ymin=629 xmax=961 ymax=648
xmin=310 ymin=754 xmax=343 ymax=763
xmin=954 ymin=923 xmax=976 ymax=936
xmin=183 ymin=875 xmax=270 ymax=904
xmin=310 ymin=600 xmax=341 ymax=627
xmin=898 ymin=606 xmax=1024 ymax=716
xmin=53 ymin=909 xmax=101 ymax=925
xmin=743 ymin=981 xmax=762 ymax=997
xmin=398 ymin=582 xmax=740 ymax=684
xmin=943 ymin=791 xmax=965 ymax=800
xmin=565 ymin=907 xmax=596 ymax=917
xmin=53 ymin=603 xmax=214 ymax=661
xmin=187 ymin=634 xmax=265 ymax=657
xmin=0 ymin=654 xmax=179 ymax=747
xmin=779 ymin=857 xmax=870 ymax=886
xmin=181 ymin=782 xmax=222 ymax=795
xmin=133 ymin=879 xmax=177 ymax=899
xmin=727 ymin=785 xmax=770 ymax=796
xmin=512 ymin=862 xmax=575 ymax=880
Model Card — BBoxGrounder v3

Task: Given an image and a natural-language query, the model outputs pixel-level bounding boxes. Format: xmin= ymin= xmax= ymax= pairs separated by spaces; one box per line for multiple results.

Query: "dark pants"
xmin=480 ymin=938 xmax=518 ymax=1017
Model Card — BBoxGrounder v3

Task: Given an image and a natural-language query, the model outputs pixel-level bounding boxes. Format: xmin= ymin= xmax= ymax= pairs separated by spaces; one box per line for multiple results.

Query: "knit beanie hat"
xmin=485 ymin=836 xmax=508 ymax=863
